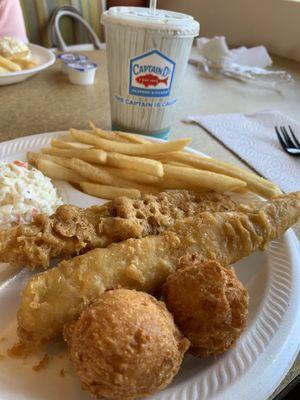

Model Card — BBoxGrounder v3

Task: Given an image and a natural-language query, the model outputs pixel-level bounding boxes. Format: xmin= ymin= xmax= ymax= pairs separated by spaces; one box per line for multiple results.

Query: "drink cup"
xmin=101 ymin=7 xmax=199 ymax=139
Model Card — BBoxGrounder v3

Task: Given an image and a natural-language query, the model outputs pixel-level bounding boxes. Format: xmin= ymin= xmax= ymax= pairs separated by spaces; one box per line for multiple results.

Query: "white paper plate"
xmin=0 ymin=44 xmax=55 ymax=86
xmin=0 ymin=132 xmax=299 ymax=400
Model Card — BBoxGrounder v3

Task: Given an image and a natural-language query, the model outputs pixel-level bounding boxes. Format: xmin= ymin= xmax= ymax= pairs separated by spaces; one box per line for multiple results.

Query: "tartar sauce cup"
xmin=66 ymin=61 xmax=98 ymax=85
xmin=57 ymin=52 xmax=89 ymax=74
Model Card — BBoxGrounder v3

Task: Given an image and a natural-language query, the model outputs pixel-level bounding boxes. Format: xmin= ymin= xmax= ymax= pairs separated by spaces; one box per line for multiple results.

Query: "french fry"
xmin=157 ymin=176 xmax=202 ymax=191
xmin=89 ymin=122 xmax=129 ymax=142
xmin=32 ymin=151 xmax=158 ymax=193
xmin=0 ymin=55 xmax=21 ymax=72
xmin=28 ymin=151 xmax=63 ymax=167
xmin=31 ymin=123 xmax=280 ymax=200
xmin=165 ymin=160 xmax=190 ymax=168
xmin=117 ymin=132 xmax=149 ymax=144
xmin=80 ymin=182 xmax=141 ymax=200
xmin=90 ymin=122 xmax=150 ymax=144
xmin=11 ymin=58 xmax=38 ymax=70
xmin=8 ymin=51 xmax=30 ymax=61
xmin=36 ymin=159 xmax=83 ymax=184
xmin=27 ymin=152 xmax=74 ymax=169
xmin=70 ymin=128 xmax=191 ymax=155
xmin=42 ymin=147 xmax=107 ymax=164
xmin=27 ymin=151 xmax=42 ymax=166
xmin=69 ymin=158 xmax=130 ymax=186
xmin=159 ymin=151 xmax=281 ymax=198
xmin=163 ymin=164 xmax=247 ymax=192
xmin=5 ymin=51 xmax=38 ymax=70
xmin=98 ymin=165 xmax=162 ymax=185
xmin=51 ymin=139 xmax=93 ymax=150
xmin=107 ymin=152 xmax=163 ymax=177
xmin=69 ymin=158 xmax=159 ymax=194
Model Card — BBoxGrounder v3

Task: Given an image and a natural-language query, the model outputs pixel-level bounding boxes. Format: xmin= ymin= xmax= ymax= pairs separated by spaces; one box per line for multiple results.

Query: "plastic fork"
xmin=275 ymin=126 xmax=300 ymax=156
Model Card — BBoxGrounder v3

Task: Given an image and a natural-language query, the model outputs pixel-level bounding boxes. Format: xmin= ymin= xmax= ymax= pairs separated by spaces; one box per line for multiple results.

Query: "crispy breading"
xmin=16 ymin=192 xmax=300 ymax=351
xmin=0 ymin=190 xmax=236 ymax=269
xmin=163 ymin=259 xmax=249 ymax=357
xmin=63 ymin=289 xmax=189 ymax=400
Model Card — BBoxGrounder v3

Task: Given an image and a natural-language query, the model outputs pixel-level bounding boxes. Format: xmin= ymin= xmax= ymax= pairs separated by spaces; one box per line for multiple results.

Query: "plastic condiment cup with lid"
xmin=101 ymin=7 xmax=199 ymax=139
xmin=57 ymin=53 xmax=89 ymax=74
xmin=66 ymin=61 xmax=98 ymax=85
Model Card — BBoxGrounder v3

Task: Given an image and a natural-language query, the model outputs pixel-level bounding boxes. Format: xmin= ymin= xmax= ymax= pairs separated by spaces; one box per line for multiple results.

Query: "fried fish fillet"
xmin=0 ymin=190 xmax=236 ymax=269
xmin=16 ymin=192 xmax=300 ymax=351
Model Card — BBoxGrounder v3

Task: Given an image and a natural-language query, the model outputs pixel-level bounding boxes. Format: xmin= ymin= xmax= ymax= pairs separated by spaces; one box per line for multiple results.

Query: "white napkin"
xmin=195 ymin=37 xmax=272 ymax=68
xmin=186 ymin=110 xmax=300 ymax=193
xmin=190 ymin=37 xmax=292 ymax=85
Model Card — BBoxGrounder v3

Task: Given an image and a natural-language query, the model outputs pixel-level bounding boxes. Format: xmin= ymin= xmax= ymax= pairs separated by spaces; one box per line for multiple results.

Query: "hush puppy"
xmin=163 ymin=260 xmax=249 ymax=357
xmin=63 ymin=288 xmax=190 ymax=400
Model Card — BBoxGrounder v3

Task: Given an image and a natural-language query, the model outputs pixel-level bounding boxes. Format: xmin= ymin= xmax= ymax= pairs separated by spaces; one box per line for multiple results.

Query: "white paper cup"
xmin=101 ymin=7 xmax=199 ymax=139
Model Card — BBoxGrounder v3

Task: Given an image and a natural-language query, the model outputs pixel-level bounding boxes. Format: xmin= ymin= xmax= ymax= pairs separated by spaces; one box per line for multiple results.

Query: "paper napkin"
xmin=186 ymin=110 xmax=300 ymax=193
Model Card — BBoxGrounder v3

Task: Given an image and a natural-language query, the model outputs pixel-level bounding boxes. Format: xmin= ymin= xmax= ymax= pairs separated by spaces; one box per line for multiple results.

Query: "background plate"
xmin=0 ymin=44 xmax=56 ymax=86
xmin=0 ymin=132 xmax=299 ymax=400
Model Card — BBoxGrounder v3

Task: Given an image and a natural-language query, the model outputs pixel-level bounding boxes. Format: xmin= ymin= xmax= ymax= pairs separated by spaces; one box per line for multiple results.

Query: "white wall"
xmin=158 ymin=0 xmax=300 ymax=61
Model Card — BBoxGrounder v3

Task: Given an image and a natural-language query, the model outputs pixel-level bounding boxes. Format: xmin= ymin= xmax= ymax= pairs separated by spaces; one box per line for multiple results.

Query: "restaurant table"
xmin=0 ymin=49 xmax=299 ymax=399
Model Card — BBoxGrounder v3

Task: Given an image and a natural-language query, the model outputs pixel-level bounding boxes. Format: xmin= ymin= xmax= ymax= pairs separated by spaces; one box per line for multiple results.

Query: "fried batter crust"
xmin=0 ymin=190 xmax=236 ymax=269
xmin=163 ymin=260 xmax=249 ymax=357
xmin=16 ymin=192 xmax=300 ymax=350
xmin=64 ymin=289 xmax=189 ymax=400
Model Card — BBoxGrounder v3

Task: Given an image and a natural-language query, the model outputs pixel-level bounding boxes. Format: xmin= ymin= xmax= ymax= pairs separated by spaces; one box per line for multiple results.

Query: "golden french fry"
xmin=89 ymin=122 xmax=129 ymax=142
xmin=8 ymin=51 xmax=30 ymax=61
xmin=68 ymin=158 xmax=138 ymax=187
xmin=70 ymin=128 xmax=191 ymax=155
xmin=163 ymin=164 xmax=246 ymax=192
xmin=27 ymin=151 xmax=46 ymax=166
xmin=27 ymin=152 xmax=38 ymax=165
xmin=51 ymin=139 xmax=93 ymax=150
xmin=69 ymin=158 xmax=159 ymax=194
xmin=117 ymin=132 xmax=149 ymax=144
xmin=0 ymin=55 xmax=21 ymax=71
xmin=89 ymin=122 xmax=150 ymax=144
xmin=165 ymin=160 xmax=190 ymax=168
xmin=0 ymin=66 xmax=9 ymax=74
xmin=28 ymin=152 xmax=70 ymax=167
xmin=27 ymin=152 xmax=75 ymax=169
xmin=158 ymin=176 xmax=201 ymax=191
xmin=42 ymin=147 xmax=107 ymax=164
xmin=107 ymin=152 xmax=163 ymax=177
xmin=36 ymin=159 xmax=83 ymax=184
xmin=11 ymin=58 xmax=38 ymax=70
xmin=80 ymin=182 xmax=141 ymax=200
xmin=97 ymin=165 xmax=162 ymax=185
xmin=160 ymin=151 xmax=281 ymax=199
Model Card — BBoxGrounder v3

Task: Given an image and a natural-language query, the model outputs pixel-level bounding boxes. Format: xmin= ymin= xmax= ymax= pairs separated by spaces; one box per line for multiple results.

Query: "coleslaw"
xmin=0 ymin=161 xmax=63 ymax=229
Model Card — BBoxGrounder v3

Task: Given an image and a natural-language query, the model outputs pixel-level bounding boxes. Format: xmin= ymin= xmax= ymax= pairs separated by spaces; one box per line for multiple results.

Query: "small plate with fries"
xmin=0 ymin=43 xmax=55 ymax=86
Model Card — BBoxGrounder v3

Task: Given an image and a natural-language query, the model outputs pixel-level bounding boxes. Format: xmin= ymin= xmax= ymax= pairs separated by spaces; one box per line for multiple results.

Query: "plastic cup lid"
xmin=101 ymin=7 xmax=200 ymax=37
xmin=66 ymin=61 xmax=98 ymax=72
xmin=57 ymin=53 xmax=89 ymax=63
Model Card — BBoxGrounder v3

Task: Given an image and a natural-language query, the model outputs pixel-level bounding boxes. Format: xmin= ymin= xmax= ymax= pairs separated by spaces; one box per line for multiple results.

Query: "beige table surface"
xmin=0 ymin=50 xmax=299 ymax=398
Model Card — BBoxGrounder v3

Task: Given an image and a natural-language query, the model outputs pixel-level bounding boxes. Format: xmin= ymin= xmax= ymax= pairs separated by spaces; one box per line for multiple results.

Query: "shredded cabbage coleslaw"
xmin=0 ymin=161 xmax=63 ymax=229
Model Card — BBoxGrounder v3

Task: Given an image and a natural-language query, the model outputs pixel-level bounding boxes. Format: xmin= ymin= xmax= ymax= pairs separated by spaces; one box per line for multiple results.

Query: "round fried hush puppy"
xmin=163 ymin=260 xmax=249 ymax=357
xmin=63 ymin=288 xmax=190 ymax=400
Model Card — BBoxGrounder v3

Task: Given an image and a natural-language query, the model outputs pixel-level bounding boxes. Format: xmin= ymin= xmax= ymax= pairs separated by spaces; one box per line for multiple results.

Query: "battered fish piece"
xmin=16 ymin=192 xmax=300 ymax=351
xmin=163 ymin=259 xmax=249 ymax=357
xmin=0 ymin=190 xmax=236 ymax=269
xmin=64 ymin=289 xmax=189 ymax=400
